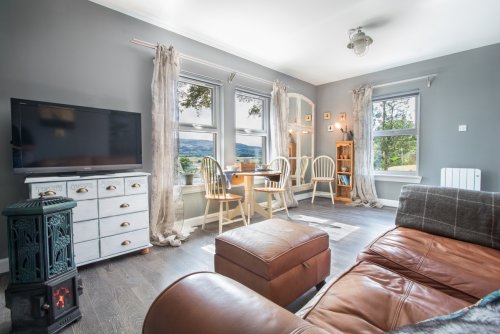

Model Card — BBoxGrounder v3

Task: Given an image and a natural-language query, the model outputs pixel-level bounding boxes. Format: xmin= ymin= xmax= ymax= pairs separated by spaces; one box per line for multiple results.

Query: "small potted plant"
xmin=178 ymin=157 xmax=198 ymax=185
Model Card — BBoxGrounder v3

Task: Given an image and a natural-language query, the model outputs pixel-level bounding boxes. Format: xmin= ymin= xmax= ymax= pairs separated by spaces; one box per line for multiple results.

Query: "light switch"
xmin=458 ymin=124 xmax=467 ymax=132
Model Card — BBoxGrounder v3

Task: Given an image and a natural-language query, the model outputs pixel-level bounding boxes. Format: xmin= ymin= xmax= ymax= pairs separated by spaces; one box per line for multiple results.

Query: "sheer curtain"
xmin=270 ymin=81 xmax=298 ymax=208
xmin=351 ymin=86 xmax=382 ymax=208
xmin=150 ymin=45 xmax=186 ymax=246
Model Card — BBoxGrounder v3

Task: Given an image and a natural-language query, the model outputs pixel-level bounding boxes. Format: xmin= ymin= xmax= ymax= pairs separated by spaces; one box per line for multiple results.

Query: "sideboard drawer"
xmin=30 ymin=182 xmax=67 ymax=198
xmin=100 ymin=228 xmax=149 ymax=257
xmin=73 ymin=219 xmax=99 ymax=243
xmin=74 ymin=239 xmax=100 ymax=265
xmin=99 ymin=211 xmax=149 ymax=237
xmin=125 ymin=176 xmax=148 ymax=195
xmin=98 ymin=194 xmax=148 ymax=218
xmin=98 ymin=178 xmax=125 ymax=198
xmin=67 ymin=180 xmax=97 ymax=200
xmin=73 ymin=199 xmax=98 ymax=222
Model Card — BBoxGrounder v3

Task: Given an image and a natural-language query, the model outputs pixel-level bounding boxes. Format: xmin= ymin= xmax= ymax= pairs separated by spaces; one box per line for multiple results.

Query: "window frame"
xmin=234 ymin=86 xmax=270 ymax=164
xmin=178 ymin=73 xmax=222 ymax=183
xmin=371 ymin=91 xmax=420 ymax=176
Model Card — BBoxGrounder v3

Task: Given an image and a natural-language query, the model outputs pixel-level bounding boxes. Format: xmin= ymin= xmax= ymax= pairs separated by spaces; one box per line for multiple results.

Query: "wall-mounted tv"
xmin=11 ymin=98 xmax=142 ymax=174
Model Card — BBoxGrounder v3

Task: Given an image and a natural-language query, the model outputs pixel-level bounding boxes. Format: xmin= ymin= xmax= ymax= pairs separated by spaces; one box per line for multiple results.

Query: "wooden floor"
xmin=0 ymin=198 xmax=396 ymax=334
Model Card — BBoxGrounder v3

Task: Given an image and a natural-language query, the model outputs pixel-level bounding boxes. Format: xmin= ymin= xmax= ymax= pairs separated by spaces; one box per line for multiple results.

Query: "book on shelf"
xmin=337 ymin=174 xmax=350 ymax=185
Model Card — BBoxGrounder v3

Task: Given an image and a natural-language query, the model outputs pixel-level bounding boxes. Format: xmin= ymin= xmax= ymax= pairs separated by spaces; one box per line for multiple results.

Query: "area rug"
xmin=201 ymin=243 xmax=216 ymax=255
xmin=308 ymin=222 xmax=360 ymax=241
xmin=291 ymin=214 xmax=360 ymax=241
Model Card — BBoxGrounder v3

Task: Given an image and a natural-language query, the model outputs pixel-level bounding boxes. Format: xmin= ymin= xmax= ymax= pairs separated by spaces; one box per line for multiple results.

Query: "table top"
xmin=232 ymin=170 xmax=281 ymax=176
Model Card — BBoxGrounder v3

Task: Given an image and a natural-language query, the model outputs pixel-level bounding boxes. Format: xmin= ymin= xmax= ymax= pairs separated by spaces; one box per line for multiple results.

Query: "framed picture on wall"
xmin=323 ymin=112 xmax=331 ymax=120
xmin=305 ymin=114 xmax=312 ymax=122
xmin=327 ymin=124 xmax=334 ymax=132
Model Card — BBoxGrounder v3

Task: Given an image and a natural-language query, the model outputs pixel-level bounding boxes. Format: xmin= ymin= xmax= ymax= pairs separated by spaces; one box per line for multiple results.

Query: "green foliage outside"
xmin=372 ymin=97 xmax=417 ymax=171
xmin=178 ymin=82 xmax=211 ymax=117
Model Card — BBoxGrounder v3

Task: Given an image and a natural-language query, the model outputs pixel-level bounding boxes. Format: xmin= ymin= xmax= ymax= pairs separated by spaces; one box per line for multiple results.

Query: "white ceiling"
xmin=91 ymin=0 xmax=500 ymax=85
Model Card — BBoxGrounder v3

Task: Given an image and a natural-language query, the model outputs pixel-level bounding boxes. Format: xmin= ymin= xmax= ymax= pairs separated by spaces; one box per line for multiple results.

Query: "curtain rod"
xmin=131 ymin=38 xmax=274 ymax=86
xmin=349 ymin=73 xmax=438 ymax=92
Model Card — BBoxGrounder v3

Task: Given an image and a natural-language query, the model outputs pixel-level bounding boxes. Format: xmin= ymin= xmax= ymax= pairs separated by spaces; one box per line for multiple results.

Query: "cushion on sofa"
xmin=396 ymin=185 xmax=500 ymax=250
xmin=358 ymin=227 xmax=500 ymax=302
xmin=298 ymin=261 xmax=470 ymax=334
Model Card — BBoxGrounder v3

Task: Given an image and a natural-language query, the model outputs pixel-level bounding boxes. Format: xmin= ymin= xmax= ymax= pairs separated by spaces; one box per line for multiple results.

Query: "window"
xmin=235 ymin=89 xmax=269 ymax=164
xmin=178 ymin=77 xmax=220 ymax=182
xmin=372 ymin=93 xmax=419 ymax=175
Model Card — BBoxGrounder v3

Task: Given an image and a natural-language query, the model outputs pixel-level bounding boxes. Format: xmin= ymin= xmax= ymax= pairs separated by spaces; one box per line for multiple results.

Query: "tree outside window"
xmin=372 ymin=94 xmax=419 ymax=174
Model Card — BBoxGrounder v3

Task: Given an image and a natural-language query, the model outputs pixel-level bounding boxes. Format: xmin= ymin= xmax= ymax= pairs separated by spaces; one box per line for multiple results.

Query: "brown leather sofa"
xmin=143 ymin=185 xmax=500 ymax=334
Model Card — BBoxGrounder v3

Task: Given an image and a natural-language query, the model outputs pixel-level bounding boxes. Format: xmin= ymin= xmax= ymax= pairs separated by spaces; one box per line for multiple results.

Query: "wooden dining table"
xmin=227 ymin=170 xmax=281 ymax=218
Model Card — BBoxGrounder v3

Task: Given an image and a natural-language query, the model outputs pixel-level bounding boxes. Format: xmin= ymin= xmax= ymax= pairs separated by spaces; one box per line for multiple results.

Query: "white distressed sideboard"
xmin=25 ymin=172 xmax=152 ymax=266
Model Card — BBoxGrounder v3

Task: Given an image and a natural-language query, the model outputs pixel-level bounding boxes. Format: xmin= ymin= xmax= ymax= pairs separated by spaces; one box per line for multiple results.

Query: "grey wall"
xmin=316 ymin=44 xmax=500 ymax=200
xmin=0 ymin=0 xmax=315 ymax=259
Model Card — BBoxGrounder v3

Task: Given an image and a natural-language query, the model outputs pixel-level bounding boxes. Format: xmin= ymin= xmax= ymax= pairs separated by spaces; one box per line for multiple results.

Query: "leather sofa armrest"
xmin=143 ymin=272 xmax=326 ymax=334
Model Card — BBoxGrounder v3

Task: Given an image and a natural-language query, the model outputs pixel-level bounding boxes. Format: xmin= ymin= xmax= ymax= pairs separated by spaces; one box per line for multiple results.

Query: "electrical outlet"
xmin=458 ymin=124 xmax=467 ymax=132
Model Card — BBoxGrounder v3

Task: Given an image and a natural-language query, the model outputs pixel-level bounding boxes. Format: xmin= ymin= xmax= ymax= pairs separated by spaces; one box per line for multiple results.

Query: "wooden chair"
xmin=291 ymin=155 xmax=309 ymax=184
xmin=253 ymin=157 xmax=290 ymax=218
xmin=311 ymin=155 xmax=336 ymax=204
xmin=200 ymin=157 xmax=247 ymax=234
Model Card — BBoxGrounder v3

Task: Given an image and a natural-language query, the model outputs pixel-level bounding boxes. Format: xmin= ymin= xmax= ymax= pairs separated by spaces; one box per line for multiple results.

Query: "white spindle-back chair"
xmin=253 ymin=157 xmax=291 ymax=218
xmin=200 ymin=157 xmax=247 ymax=234
xmin=311 ymin=155 xmax=336 ymax=204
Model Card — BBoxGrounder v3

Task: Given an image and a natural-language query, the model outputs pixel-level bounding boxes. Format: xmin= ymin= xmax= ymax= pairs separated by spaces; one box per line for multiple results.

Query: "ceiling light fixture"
xmin=347 ymin=27 xmax=373 ymax=56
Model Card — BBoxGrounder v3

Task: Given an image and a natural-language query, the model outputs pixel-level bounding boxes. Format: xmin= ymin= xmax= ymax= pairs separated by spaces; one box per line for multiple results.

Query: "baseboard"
xmin=0 ymin=257 xmax=9 ymax=273
xmin=182 ymin=212 xmax=220 ymax=229
xmin=379 ymin=198 xmax=399 ymax=207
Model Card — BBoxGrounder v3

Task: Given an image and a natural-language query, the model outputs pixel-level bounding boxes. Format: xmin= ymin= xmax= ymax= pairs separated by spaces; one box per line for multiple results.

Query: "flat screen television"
xmin=11 ymin=98 xmax=142 ymax=174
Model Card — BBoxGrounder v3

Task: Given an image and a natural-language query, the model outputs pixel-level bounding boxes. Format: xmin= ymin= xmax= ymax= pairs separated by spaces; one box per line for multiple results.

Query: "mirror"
xmin=288 ymin=94 xmax=315 ymax=190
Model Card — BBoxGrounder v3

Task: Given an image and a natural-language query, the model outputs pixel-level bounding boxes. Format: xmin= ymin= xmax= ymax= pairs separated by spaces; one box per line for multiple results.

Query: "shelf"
xmin=336 ymin=140 xmax=354 ymax=202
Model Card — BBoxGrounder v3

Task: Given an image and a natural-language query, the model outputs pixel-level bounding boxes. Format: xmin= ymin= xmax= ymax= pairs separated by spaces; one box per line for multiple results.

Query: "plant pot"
xmin=184 ymin=174 xmax=194 ymax=186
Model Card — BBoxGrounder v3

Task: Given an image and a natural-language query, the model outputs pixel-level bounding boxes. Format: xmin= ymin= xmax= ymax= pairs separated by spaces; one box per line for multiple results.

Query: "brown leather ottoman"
xmin=215 ymin=218 xmax=331 ymax=306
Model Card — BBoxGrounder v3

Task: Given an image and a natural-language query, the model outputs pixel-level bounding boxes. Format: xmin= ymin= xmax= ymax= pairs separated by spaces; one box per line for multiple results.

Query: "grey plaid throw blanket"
xmin=396 ymin=185 xmax=500 ymax=250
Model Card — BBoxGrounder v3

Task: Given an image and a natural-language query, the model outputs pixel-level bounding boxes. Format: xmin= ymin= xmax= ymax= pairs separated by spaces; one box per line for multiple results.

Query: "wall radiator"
xmin=440 ymin=168 xmax=481 ymax=191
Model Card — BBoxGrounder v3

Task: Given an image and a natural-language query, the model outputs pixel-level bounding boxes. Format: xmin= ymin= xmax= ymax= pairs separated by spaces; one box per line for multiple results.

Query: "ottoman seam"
xmin=217 ymin=234 xmax=329 ymax=263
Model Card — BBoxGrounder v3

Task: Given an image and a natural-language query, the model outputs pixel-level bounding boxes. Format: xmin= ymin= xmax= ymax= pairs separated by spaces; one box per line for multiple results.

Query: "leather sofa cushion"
xmin=215 ymin=218 xmax=329 ymax=280
xmin=143 ymin=272 xmax=328 ymax=334
xmin=357 ymin=227 xmax=500 ymax=302
xmin=299 ymin=261 xmax=470 ymax=334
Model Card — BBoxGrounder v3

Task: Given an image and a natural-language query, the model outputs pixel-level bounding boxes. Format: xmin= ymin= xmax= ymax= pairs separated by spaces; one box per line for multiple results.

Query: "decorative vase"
xmin=184 ymin=174 xmax=194 ymax=186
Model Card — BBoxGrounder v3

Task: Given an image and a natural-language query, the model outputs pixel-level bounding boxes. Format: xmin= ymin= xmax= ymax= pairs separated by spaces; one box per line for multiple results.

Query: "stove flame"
xmin=53 ymin=287 xmax=70 ymax=309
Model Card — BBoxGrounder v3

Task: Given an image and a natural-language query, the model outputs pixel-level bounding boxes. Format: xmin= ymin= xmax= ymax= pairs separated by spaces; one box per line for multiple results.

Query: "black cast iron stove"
xmin=2 ymin=195 xmax=82 ymax=333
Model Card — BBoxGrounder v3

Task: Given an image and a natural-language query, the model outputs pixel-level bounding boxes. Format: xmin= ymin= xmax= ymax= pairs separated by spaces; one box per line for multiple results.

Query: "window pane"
xmin=235 ymin=92 xmax=264 ymax=130
xmin=236 ymin=135 xmax=263 ymax=164
xmin=179 ymin=131 xmax=214 ymax=172
xmin=178 ymin=81 xmax=213 ymax=126
xmin=372 ymin=96 xmax=416 ymax=131
xmin=373 ymin=135 xmax=417 ymax=172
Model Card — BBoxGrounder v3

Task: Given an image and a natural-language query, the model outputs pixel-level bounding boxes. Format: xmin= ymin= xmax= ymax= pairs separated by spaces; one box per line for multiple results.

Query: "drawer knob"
xmin=39 ymin=190 xmax=56 ymax=197
xmin=121 ymin=240 xmax=131 ymax=246
xmin=120 ymin=203 xmax=130 ymax=208
xmin=106 ymin=185 xmax=117 ymax=191
xmin=131 ymin=183 xmax=141 ymax=188
xmin=76 ymin=187 xmax=88 ymax=193
xmin=120 ymin=222 xmax=130 ymax=227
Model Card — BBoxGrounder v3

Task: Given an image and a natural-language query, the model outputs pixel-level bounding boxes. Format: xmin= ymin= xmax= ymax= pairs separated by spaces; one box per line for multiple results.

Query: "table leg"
xmin=244 ymin=176 xmax=255 ymax=216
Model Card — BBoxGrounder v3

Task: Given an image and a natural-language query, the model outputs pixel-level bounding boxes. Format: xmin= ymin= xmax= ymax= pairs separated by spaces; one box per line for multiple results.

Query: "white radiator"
xmin=440 ymin=168 xmax=481 ymax=191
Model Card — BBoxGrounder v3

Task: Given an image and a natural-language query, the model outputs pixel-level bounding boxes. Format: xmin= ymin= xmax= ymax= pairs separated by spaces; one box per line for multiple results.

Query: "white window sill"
xmin=374 ymin=174 xmax=422 ymax=183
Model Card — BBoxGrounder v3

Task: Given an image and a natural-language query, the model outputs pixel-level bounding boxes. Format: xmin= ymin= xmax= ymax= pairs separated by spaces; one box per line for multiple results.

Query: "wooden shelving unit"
xmin=335 ymin=141 xmax=354 ymax=202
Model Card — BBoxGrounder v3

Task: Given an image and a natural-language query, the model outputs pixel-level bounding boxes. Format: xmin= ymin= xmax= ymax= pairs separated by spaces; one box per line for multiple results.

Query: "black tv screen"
xmin=11 ymin=98 xmax=142 ymax=174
